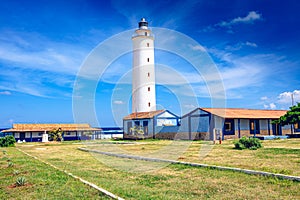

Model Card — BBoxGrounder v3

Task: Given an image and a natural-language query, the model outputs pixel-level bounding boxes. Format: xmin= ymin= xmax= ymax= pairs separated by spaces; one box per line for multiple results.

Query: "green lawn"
xmin=5 ymin=140 xmax=299 ymax=199
xmin=0 ymin=147 xmax=109 ymax=200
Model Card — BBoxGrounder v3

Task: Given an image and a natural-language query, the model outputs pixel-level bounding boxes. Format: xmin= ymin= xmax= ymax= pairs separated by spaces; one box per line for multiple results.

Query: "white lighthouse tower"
xmin=132 ymin=18 xmax=156 ymax=112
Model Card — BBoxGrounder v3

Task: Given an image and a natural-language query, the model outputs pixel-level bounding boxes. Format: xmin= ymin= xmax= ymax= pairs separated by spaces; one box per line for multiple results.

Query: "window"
xmin=147 ymin=72 xmax=150 ymax=77
xmin=148 ymin=102 xmax=151 ymax=107
xmin=145 ymin=32 xmax=147 ymax=36
xmin=66 ymin=131 xmax=71 ymax=136
xmin=147 ymin=58 xmax=150 ymax=62
xmin=147 ymin=43 xmax=149 ymax=47
xmin=143 ymin=121 xmax=148 ymax=127
xmin=134 ymin=121 xmax=140 ymax=126
xmin=223 ymin=119 xmax=235 ymax=135
xmin=225 ymin=122 xmax=232 ymax=132
xmin=148 ymin=87 xmax=150 ymax=92
xmin=294 ymin=122 xmax=300 ymax=132
xmin=250 ymin=121 xmax=255 ymax=130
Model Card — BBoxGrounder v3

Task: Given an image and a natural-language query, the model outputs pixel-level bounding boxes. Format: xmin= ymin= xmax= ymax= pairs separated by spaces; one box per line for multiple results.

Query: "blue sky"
xmin=1 ymin=0 xmax=300 ymax=128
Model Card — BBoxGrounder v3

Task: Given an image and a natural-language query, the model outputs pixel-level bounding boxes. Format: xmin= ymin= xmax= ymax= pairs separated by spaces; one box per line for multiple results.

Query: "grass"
xmin=11 ymin=140 xmax=300 ymax=199
xmin=84 ymin=138 xmax=300 ymax=176
xmin=0 ymin=147 xmax=110 ymax=199
xmin=182 ymin=139 xmax=300 ymax=176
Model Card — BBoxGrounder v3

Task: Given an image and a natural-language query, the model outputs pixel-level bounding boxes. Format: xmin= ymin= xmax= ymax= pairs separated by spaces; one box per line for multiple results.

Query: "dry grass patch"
xmin=179 ymin=139 xmax=300 ymax=176
xmin=81 ymin=139 xmax=300 ymax=176
xmin=16 ymin=141 xmax=300 ymax=199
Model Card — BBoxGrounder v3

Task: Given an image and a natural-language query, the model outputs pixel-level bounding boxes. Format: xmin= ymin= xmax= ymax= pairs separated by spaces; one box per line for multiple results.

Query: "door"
xmin=127 ymin=121 xmax=132 ymax=135
xmin=249 ymin=120 xmax=260 ymax=135
xmin=272 ymin=123 xmax=282 ymax=135
xmin=20 ymin=132 xmax=26 ymax=141
xmin=143 ymin=121 xmax=148 ymax=135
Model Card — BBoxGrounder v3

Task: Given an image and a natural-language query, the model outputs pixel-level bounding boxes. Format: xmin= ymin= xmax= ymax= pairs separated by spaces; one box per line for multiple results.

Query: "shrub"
xmin=234 ymin=141 xmax=245 ymax=150
xmin=15 ymin=176 xmax=26 ymax=186
xmin=234 ymin=136 xmax=262 ymax=150
xmin=13 ymin=170 xmax=20 ymax=175
xmin=0 ymin=135 xmax=16 ymax=147
xmin=8 ymin=161 xmax=14 ymax=167
xmin=48 ymin=128 xmax=63 ymax=142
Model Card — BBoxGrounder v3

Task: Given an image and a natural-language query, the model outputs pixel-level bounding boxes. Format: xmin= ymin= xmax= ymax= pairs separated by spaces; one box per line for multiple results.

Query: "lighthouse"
xmin=132 ymin=18 xmax=156 ymax=112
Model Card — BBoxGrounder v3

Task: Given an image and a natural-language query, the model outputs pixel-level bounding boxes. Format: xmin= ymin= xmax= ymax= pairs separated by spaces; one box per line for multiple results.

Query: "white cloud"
xmin=0 ymin=30 xmax=95 ymax=98
xmin=189 ymin=44 xmax=206 ymax=52
xmin=225 ymin=41 xmax=257 ymax=51
xmin=111 ymin=0 xmax=199 ymax=30
xmin=269 ymin=103 xmax=276 ymax=109
xmin=263 ymin=103 xmax=276 ymax=109
xmin=202 ymin=11 xmax=262 ymax=33
xmin=277 ymin=90 xmax=300 ymax=104
xmin=260 ymin=90 xmax=300 ymax=110
xmin=0 ymin=91 xmax=11 ymax=95
xmin=183 ymin=104 xmax=197 ymax=109
xmin=261 ymin=96 xmax=268 ymax=101
xmin=113 ymin=100 xmax=125 ymax=105
xmin=0 ymin=66 xmax=74 ymax=98
xmin=218 ymin=11 xmax=262 ymax=27
xmin=0 ymin=33 xmax=85 ymax=75
xmin=245 ymin=41 xmax=257 ymax=48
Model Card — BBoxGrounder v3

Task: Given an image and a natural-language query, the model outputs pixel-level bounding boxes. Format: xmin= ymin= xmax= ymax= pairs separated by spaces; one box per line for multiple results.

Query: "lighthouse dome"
xmin=138 ymin=18 xmax=148 ymax=29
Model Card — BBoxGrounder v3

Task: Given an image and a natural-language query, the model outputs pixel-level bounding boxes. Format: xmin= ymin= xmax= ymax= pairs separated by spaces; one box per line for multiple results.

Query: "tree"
xmin=0 ymin=135 xmax=16 ymax=147
xmin=48 ymin=128 xmax=63 ymax=142
xmin=130 ymin=125 xmax=144 ymax=139
xmin=272 ymin=102 xmax=300 ymax=126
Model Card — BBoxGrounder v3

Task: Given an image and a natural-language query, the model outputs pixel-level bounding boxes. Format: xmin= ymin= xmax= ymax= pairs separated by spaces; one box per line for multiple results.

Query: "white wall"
xmin=132 ymin=28 xmax=156 ymax=112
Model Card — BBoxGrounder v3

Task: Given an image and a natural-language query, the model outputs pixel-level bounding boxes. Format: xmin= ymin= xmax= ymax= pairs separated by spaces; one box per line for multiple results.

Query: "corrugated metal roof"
xmin=2 ymin=123 xmax=101 ymax=133
xmin=200 ymin=108 xmax=287 ymax=119
xmin=123 ymin=110 xmax=165 ymax=120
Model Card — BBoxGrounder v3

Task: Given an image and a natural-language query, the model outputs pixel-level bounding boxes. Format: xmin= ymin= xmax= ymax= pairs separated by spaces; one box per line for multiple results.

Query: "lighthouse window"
xmin=145 ymin=32 xmax=147 ymax=36
xmin=147 ymin=72 xmax=150 ymax=77
xmin=148 ymin=87 xmax=150 ymax=92
xmin=148 ymin=102 xmax=151 ymax=107
xmin=147 ymin=58 xmax=150 ymax=62
xmin=147 ymin=43 xmax=149 ymax=47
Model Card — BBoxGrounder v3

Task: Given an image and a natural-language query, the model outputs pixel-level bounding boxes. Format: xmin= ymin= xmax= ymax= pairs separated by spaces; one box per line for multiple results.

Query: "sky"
xmin=1 ymin=0 xmax=300 ymax=128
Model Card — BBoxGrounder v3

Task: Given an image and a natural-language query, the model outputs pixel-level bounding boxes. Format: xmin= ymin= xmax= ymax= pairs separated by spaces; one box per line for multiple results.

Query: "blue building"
xmin=180 ymin=108 xmax=292 ymax=140
xmin=123 ymin=110 xmax=180 ymax=139
xmin=1 ymin=123 xmax=102 ymax=142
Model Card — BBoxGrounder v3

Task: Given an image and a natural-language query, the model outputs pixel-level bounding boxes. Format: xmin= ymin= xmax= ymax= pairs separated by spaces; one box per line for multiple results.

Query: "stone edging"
xmin=17 ymin=148 xmax=124 ymax=200
xmin=78 ymin=147 xmax=300 ymax=182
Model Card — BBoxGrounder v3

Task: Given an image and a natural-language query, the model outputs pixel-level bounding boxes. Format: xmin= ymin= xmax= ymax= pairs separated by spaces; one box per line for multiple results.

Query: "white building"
xmin=131 ymin=18 xmax=156 ymax=112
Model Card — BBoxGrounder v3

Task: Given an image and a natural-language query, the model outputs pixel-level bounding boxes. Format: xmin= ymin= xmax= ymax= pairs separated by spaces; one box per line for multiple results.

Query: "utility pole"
xmin=291 ymin=92 xmax=295 ymax=134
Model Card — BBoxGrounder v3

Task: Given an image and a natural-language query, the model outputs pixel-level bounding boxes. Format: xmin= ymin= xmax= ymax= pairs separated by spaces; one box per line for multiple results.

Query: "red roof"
xmin=2 ymin=123 xmax=101 ymax=133
xmin=200 ymin=108 xmax=287 ymax=119
xmin=123 ymin=110 xmax=165 ymax=120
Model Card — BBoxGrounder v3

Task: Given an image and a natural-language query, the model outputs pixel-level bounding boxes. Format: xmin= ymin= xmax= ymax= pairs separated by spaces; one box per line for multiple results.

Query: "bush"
xmin=13 ymin=170 xmax=20 ymax=175
xmin=0 ymin=135 xmax=16 ymax=147
xmin=234 ymin=136 xmax=262 ymax=150
xmin=15 ymin=176 xmax=26 ymax=186
xmin=8 ymin=161 xmax=14 ymax=167
xmin=48 ymin=128 xmax=63 ymax=142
